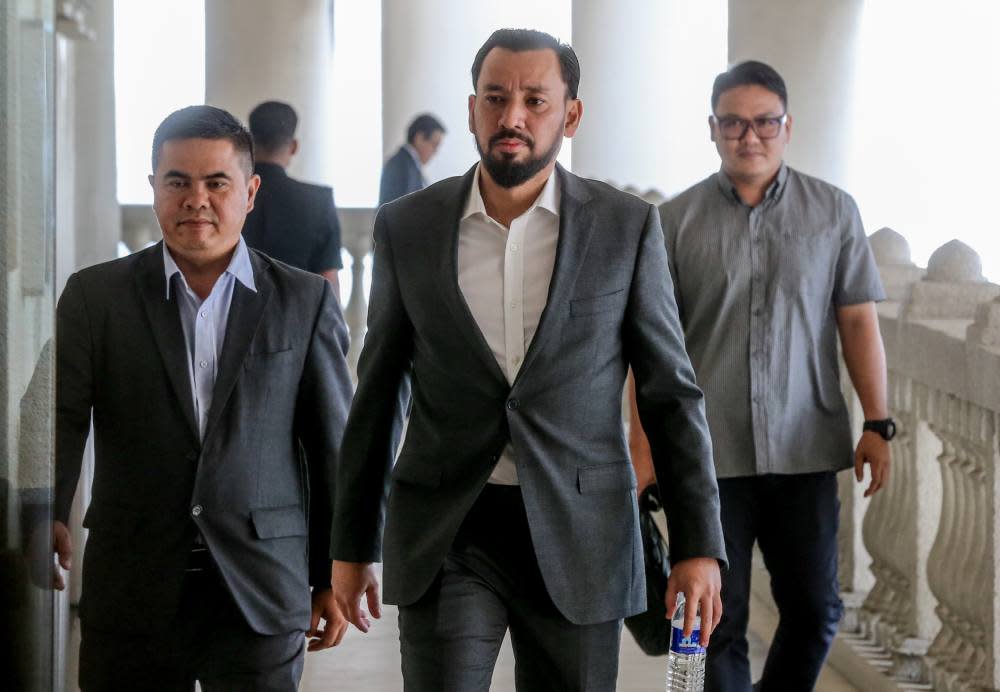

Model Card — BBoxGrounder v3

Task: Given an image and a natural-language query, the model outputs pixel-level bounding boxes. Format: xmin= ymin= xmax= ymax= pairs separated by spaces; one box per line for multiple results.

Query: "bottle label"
xmin=670 ymin=626 xmax=706 ymax=655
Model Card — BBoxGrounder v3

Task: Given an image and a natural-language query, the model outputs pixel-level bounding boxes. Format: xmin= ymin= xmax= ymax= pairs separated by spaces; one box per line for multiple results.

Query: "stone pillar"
xmin=55 ymin=0 xmax=120 ymax=609
xmin=727 ymin=0 xmax=863 ymax=189
xmin=205 ymin=0 xmax=334 ymax=185
xmin=572 ymin=0 xmax=727 ymax=193
xmin=53 ymin=0 xmax=118 ymax=297
xmin=381 ymin=1 xmax=501 ymax=184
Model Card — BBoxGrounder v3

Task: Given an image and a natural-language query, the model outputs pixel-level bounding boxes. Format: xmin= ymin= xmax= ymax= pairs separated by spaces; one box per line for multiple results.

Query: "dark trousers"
xmin=79 ymin=562 xmax=304 ymax=692
xmin=398 ymin=484 xmax=622 ymax=692
xmin=706 ymin=472 xmax=843 ymax=692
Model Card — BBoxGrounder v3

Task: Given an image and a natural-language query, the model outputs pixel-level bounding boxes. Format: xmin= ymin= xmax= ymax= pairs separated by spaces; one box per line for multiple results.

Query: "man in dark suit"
xmin=243 ymin=100 xmax=343 ymax=300
xmin=332 ymin=30 xmax=726 ymax=691
xmin=377 ymin=113 xmax=445 ymax=207
xmin=52 ymin=105 xmax=354 ymax=691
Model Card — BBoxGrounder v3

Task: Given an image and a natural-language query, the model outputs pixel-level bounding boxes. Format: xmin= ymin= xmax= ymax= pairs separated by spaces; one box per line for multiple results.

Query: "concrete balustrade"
xmin=337 ymin=208 xmax=376 ymax=379
xmin=833 ymin=232 xmax=1000 ymax=691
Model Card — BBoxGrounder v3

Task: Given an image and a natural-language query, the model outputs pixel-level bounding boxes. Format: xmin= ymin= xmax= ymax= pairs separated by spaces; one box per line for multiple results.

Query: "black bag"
xmin=623 ymin=486 xmax=672 ymax=656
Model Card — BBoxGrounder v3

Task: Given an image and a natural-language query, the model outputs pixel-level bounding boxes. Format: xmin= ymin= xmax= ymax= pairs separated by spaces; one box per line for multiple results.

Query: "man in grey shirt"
xmin=630 ymin=61 xmax=892 ymax=691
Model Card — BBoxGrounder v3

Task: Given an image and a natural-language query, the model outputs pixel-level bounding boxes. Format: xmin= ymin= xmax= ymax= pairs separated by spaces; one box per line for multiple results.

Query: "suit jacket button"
xmin=506 ymin=398 xmax=519 ymax=411
xmin=191 ymin=505 xmax=203 ymax=517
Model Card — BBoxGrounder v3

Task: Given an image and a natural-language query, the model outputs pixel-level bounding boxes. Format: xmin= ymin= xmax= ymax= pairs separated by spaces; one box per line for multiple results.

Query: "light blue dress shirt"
xmin=162 ymin=238 xmax=256 ymax=440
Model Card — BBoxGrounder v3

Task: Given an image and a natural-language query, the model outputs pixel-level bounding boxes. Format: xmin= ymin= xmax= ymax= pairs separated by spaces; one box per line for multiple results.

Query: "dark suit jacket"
xmin=243 ymin=162 xmax=343 ymax=273
xmin=56 ymin=243 xmax=353 ymax=635
xmin=332 ymin=165 xmax=726 ymax=626
xmin=378 ymin=146 xmax=424 ymax=207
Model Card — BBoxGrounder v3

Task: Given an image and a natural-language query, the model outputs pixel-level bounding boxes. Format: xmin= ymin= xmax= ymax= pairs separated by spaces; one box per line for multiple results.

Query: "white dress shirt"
xmin=457 ymin=164 xmax=560 ymax=485
xmin=163 ymin=238 xmax=256 ymax=439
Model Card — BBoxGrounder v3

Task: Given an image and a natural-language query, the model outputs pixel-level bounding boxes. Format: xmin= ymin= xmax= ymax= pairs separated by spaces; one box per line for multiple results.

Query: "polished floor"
xmin=298 ymin=594 xmax=860 ymax=691
xmin=65 ymin=576 xmax=858 ymax=691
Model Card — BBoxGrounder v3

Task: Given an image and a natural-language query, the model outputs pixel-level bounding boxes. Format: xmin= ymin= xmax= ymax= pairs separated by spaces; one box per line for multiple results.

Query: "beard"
xmin=476 ymin=128 xmax=563 ymax=189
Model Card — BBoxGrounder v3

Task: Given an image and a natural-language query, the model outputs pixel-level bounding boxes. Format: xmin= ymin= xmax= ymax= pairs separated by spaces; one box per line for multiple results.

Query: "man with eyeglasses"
xmin=629 ymin=61 xmax=892 ymax=691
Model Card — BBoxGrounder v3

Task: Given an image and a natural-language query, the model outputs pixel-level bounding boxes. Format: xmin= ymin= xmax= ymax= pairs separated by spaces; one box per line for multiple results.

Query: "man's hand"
xmin=627 ymin=370 xmax=657 ymax=497
xmin=855 ymin=430 xmax=891 ymax=497
xmin=665 ymin=557 xmax=722 ymax=647
xmin=331 ymin=560 xmax=382 ymax=634
xmin=307 ymin=588 xmax=349 ymax=651
xmin=629 ymin=434 xmax=656 ymax=498
xmin=52 ymin=520 xmax=73 ymax=591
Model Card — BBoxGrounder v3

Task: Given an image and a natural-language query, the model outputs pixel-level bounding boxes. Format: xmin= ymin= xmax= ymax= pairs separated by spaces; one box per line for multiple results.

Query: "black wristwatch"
xmin=863 ymin=418 xmax=896 ymax=441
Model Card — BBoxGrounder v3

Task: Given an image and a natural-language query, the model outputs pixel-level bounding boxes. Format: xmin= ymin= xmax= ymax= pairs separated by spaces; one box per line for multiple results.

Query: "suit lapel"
xmin=203 ymin=251 xmax=272 ymax=441
xmin=432 ymin=167 xmax=509 ymax=384
xmin=135 ymin=243 xmax=200 ymax=443
xmin=514 ymin=166 xmax=595 ymax=384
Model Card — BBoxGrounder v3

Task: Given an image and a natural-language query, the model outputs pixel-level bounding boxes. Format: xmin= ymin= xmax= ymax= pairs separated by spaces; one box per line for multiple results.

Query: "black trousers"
xmin=398 ymin=484 xmax=623 ymax=692
xmin=705 ymin=471 xmax=844 ymax=692
xmin=79 ymin=561 xmax=304 ymax=692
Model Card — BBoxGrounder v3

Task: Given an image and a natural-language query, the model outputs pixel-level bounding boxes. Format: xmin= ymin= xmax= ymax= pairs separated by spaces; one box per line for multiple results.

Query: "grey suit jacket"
xmin=332 ymin=165 xmax=726 ymax=625
xmin=378 ymin=146 xmax=424 ymax=207
xmin=56 ymin=243 xmax=353 ymax=635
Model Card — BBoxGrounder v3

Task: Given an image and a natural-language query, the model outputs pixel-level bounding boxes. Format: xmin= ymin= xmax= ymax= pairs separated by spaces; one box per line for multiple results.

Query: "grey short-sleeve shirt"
xmin=660 ymin=164 xmax=885 ymax=478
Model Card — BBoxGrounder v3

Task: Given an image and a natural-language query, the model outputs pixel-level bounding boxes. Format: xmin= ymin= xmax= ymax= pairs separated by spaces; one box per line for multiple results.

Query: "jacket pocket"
xmin=244 ymin=346 xmax=294 ymax=370
xmin=569 ymin=288 xmax=626 ymax=317
xmin=251 ymin=505 xmax=307 ymax=539
xmin=577 ymin=461 xmax=637 ymax=494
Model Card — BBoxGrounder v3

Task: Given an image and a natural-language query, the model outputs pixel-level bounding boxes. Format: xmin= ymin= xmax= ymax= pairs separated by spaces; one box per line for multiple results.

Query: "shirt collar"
xmin=403 ymin=143 xmax=423 ymax=169
xmin=461 ymin=163 xmax=561 ymax=223
xmin=162 ymin=236 xmax=257 ymax=300
xmin=716 ymin=161 xmax=789 ymax=206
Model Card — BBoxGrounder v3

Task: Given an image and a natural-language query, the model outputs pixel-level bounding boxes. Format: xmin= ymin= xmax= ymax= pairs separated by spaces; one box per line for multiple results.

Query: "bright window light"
xmin=849 ymin=1 xmax=1000 ymax=280
xmin=330 ymin=1 xmax=383 ymax=208
xmin=114 ymin=0 xmax=205 ymax=205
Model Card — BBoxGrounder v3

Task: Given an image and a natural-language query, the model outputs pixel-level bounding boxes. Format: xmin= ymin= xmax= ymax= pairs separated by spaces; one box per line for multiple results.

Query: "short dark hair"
xmin=406 ymin=113 xmax=446 ymax=145
xmin=471 ymin=29 xmax=580 ymax=100
xmin=248 ymin=100 xmax=298 ymax=153
xmin=711 ymin=60 xmax=788 ymax=112
xmin=151 ymin=105 xmax=254 ymax=176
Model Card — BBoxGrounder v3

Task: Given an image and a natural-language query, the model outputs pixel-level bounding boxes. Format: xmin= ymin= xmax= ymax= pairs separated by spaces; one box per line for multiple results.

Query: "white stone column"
xmin=205 ymin=0 xmax=334 ymax=185
xmin=56 ymin=0 xmax=119 ymax=286
xmin=727 ymin=0 xmax=863 ymax=190
xmin=572 ymin=0 xmax=727 ymax=194
xmin=382 ymin=1 xmax=535 ymax=184
xmin=55 ymin=0 xmax=120 ymax=612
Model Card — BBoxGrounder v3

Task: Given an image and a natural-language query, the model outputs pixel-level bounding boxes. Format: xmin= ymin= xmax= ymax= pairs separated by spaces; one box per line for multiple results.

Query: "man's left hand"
xmin=665 ymin=557 xmax=722 ymax=647
xmin=307 ymin=587 xmax=349 ymax=651
xmin=855 ymin=430 xmax=891 ymax=497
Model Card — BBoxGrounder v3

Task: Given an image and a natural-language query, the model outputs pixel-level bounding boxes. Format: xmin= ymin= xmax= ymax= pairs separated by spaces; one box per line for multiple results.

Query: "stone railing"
xmin=835 ymin=228 xmax=1000 ymax=692
xmin=338 ymin=207 xmax=376 ymax=378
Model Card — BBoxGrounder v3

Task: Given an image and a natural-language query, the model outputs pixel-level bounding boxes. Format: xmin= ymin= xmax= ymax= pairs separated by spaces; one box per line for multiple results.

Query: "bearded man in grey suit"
xmin=332 ymin=29 xmax=727 ymax=691
xmin=52 ymin=106 xmax=353 ymax=691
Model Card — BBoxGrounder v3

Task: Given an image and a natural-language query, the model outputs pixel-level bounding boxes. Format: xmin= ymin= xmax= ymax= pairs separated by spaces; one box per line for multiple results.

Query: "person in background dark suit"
xmin=243 ymin=100 xmax=344 ymax=301
xmin=52 ymin=105 xmax=354 ymax=691
xmin=377 ymin=113 xmax=445 ymax=207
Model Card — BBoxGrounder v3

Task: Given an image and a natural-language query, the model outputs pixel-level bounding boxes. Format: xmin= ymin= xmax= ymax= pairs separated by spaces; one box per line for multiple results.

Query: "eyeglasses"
xmin=711 ymin=114 xmax=788 ymax=140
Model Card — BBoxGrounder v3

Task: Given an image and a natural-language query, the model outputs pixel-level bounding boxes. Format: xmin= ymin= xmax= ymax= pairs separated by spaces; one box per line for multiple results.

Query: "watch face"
xmin=866 ymin=419 xmax=896 ymax=440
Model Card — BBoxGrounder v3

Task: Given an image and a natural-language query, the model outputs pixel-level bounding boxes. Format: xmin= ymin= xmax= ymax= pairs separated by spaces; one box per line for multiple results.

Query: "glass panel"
xmin=0 ymin=0 xmax=57 ymax=690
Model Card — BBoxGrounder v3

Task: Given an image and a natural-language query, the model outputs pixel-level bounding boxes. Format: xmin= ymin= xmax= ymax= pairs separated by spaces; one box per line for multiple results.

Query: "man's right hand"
xmin=52 ymin=520 xmax=73 ymax=591
xmin=331 ymin=560 xmax=382 ymax=634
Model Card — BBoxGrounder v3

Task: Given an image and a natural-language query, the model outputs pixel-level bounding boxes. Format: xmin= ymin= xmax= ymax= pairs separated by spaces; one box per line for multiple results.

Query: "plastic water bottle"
xmin=665 ymin=594 xmax=706 ymax=691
